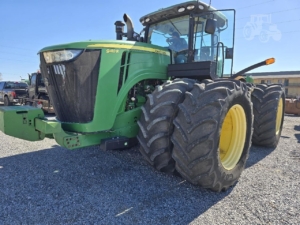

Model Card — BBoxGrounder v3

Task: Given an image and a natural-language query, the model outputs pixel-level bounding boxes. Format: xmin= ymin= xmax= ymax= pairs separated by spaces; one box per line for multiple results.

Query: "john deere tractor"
xmin=0 ymin=1 xmax=285 ymax=192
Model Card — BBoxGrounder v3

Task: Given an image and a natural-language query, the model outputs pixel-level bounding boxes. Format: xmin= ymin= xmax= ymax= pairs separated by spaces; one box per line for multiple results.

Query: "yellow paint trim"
xmin=87 ymin=44 xmax=170 ymax=56
xmin=219 ymin=104 xmax=247 ymax=170
xmin=276 ymin=97 xmax=283 ymax=135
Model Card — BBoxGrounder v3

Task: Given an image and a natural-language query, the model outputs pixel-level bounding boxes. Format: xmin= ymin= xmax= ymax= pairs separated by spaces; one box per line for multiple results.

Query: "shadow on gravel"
xmin=0 ymin=145 xmax=231 ymax=224
xmin=246 ymin=145 xmax=275 ymax=169
xmin=294 ymin=125 xmax=300 ymax=132
xmin=295 ymin=134 xmax=300 ymax=143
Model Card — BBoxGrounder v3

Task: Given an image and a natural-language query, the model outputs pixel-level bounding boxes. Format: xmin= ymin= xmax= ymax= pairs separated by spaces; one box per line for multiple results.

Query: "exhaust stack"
xmin=123 ymin=13 xmax=134 ymax=40
xmin=114 ymin=21 xmax=125 ymax=40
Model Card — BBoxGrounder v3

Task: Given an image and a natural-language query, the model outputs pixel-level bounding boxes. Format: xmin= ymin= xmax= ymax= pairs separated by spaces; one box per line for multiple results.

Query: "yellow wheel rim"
xmin=219 ymin=104 xmax=247 ymax=170
xmin=276 ymin=98 xmax=283 ymax=135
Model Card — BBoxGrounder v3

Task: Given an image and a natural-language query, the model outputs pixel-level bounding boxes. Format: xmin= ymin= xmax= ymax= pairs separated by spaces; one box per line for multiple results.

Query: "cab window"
xmin=148 ymin=15 xmax=189 ymax=53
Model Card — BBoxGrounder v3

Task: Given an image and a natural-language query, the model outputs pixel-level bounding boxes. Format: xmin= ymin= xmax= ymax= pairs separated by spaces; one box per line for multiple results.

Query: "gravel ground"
xmin=0 ymin=114 xmax=299 ymax=225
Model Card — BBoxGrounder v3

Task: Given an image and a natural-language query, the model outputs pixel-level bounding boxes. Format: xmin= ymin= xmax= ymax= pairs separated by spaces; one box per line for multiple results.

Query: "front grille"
xmin=40 ymin=50 xmax=101 ymax=123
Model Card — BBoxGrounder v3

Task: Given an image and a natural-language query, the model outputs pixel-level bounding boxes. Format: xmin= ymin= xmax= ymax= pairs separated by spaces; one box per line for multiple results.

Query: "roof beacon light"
xmin=198 ymin=4 xmax=204 ymax=10
xmin=187 ymin=5 xmax=195 ymax=10
xmin=178 ymin=7 xmax=186 ymax=13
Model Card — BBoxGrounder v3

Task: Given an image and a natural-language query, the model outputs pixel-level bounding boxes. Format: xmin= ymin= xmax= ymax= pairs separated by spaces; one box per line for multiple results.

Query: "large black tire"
xmin=137 ymin=79 xmax=195 ymax=172
xmin=4 ymin=96 xmax=12 ymax=106
xmin=251 ymin=84 xmax=285 ymax=147
xmin=171 ymin=80 xmax=253 ymax=192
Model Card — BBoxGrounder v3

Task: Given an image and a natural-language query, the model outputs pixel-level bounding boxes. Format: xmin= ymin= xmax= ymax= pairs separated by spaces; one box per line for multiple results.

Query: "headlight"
xmin=43 ymin=49 xmax=83 ymax=63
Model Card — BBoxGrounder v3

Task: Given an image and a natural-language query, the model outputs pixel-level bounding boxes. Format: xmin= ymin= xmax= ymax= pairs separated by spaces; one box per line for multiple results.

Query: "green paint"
xmin=0 ymin=106 xmax=44 ymax=141
xmin=0 ymin=2 xmax=229 ymax=150
xmin=0 ymin=40 xmax=164 ymax=149
xmin=246 ymin=75 xmax=254 ymax=83
xmin=53 ymin=108 xmax=141 ymax=150
xmin=51 ymin=41 xmax=170 ymax=133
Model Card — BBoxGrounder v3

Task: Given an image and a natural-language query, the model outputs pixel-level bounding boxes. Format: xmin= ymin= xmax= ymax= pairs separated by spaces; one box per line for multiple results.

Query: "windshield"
xmin=148 ymin=15 xmax=189 ymax=53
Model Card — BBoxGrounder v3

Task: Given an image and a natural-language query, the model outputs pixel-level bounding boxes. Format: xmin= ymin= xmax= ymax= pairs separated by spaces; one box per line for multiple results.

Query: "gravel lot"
xmin=0 ymin=114 xmax=299 ymax=225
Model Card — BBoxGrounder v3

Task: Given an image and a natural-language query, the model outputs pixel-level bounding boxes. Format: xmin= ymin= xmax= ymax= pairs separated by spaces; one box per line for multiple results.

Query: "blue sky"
xmin=0 ymin=0 xmax=299 ymax=80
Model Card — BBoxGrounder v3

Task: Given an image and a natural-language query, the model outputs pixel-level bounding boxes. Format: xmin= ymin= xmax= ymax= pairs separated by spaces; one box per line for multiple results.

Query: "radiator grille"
xmin=40 ymin=50 xmax=101 ymax=123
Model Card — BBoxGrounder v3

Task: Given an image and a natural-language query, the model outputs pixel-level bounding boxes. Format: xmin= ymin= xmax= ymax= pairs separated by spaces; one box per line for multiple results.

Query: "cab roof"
xmin=139 ymin=0 xmax=227 ymax=27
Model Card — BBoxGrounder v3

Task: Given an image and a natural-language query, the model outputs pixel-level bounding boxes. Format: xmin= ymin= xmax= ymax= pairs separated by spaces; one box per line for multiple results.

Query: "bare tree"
xmin=0 ymin=72 xmax=2 ymax=81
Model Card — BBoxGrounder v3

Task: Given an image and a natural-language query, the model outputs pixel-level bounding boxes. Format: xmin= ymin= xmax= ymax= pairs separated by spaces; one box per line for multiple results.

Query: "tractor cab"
xmin=140 ymin=1 xmax=235 ymax=79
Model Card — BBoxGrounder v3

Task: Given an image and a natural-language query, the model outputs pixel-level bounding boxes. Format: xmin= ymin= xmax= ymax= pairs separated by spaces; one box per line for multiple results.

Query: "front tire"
xmin=251 ymin=84 xmax=285 ymax=147
xmin=4 ymin=96 xmax=12 ymax=106
xmin=171 ymin=80 xmax=253 ymax=192
xmin=137 ymin=79 xmax=195 ymax=172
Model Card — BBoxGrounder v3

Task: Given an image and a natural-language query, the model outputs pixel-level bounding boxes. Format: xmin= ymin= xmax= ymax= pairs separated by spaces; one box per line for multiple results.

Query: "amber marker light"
xmin=266 ymin=58 xmax=275 ymax=65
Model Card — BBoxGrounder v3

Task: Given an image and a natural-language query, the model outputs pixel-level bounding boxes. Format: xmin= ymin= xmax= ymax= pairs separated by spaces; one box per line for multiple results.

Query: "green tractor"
xmin=0 ymin=1 xmax=285 ymax=191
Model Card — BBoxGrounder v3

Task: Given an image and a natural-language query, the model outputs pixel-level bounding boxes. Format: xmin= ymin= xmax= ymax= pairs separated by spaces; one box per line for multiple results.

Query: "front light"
xmin=198 ymin=4 xmax=204 ymax=10
xmin=43 ymin=49 xmax=83 ymax=63
xmin=178 ymin=7 xmax=186 ymax=12
xmin=187 ymin=5 xmax=195 ymax=10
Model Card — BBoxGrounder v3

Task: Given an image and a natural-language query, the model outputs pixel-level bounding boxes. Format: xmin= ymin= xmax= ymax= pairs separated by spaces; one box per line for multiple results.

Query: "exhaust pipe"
xmin=123 ymin=13 xmax=134 ymax=40
xmin=114 ymin=21 xmax=125 ymax=40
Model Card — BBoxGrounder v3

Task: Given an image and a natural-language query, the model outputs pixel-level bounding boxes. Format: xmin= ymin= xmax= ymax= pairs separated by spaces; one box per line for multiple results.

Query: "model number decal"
xmin=106 ymin=49 xmax=119 ymax=54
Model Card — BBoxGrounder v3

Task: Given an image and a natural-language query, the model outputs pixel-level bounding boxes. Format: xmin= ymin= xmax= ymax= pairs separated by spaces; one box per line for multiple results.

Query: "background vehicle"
xmin=0 ymin=81 xmax=28 ymax=106
xmin=0 ymin=1 xmax=285 ymax=192
xmin=18 ymin=72 xmax=54 ymax=113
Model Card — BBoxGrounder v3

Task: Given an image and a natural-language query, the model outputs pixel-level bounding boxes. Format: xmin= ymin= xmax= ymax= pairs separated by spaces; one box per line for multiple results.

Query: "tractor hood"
xmin=38 ymin=40 xmax=170 ymax=54
xmin=38 ymin=40 xmax=170 ymax=132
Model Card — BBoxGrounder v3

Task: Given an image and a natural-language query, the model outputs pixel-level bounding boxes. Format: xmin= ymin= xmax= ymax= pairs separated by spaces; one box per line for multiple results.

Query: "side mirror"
xmin=205 ymin=18 xmax=217 ymax=34
xmin=225 ymin=48 xmax=234 ymax=59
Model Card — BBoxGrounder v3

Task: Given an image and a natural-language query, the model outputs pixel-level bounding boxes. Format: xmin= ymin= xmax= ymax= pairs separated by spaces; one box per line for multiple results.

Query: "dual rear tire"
xmin=251 ymin=84 xmax=285 ymax=147
xmin=171 ymin=80 xmax=253 ymax=191
xmin=137 ymin=80 xmax=285 ymax=191
xmin=138 ymin=79 xmax=253 ymax=191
